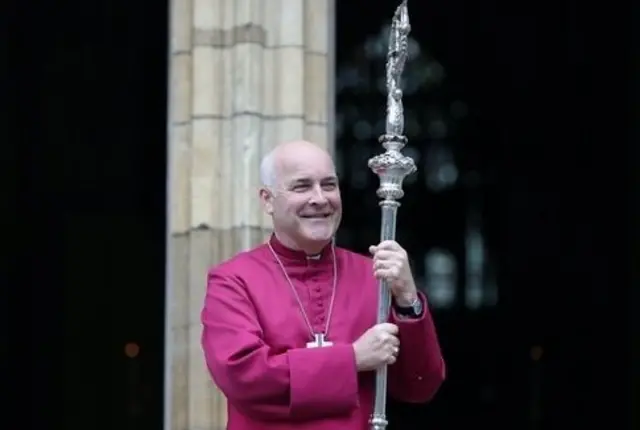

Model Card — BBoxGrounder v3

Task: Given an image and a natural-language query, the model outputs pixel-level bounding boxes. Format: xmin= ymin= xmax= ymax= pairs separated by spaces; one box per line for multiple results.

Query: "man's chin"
xmin=300 ymin=227 xmax=335 ymax=243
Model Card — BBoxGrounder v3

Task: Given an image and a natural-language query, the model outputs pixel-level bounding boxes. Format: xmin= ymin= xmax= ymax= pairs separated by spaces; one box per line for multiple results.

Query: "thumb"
xmin=377 ymin=322 xmax=399 ymax=335
xmin=369 ymin=245 xmax=377 ymax=255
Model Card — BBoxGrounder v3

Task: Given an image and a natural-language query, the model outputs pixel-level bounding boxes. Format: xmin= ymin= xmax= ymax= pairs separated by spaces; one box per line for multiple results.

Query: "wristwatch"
xmin=394 ymin=297 xmax=423 ymax=318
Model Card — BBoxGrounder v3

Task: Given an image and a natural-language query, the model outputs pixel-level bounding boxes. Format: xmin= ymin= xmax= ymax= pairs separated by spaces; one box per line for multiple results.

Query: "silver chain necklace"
xmin=267 ymin=241 xmax=338 ymax=348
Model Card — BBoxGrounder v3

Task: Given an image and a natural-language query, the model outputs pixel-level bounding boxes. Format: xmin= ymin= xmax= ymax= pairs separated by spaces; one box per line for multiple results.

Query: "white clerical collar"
xmin=268 ymin=233 xmax=334 ymax=264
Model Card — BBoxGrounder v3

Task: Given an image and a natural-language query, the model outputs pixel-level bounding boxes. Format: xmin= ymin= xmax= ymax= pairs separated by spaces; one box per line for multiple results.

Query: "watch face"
xmin=412 ymin=301 xmax=422 ymax=315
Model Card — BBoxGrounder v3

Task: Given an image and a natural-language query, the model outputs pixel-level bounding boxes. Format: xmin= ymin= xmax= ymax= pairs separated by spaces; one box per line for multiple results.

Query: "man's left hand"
xmin=369 ymin=240 xmax=418 ymax=306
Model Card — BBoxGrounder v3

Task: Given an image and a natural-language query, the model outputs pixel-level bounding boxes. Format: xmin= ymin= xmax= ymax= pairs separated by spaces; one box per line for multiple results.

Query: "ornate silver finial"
xmin=368 ymin=0 xmax=416 ymax=202
xmin=383 ymin=0 xmax=411 ymax=140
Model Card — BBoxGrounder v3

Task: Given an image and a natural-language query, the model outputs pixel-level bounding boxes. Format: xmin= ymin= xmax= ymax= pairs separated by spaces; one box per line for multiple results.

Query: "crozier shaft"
xmin=367 ymin=1 xmax=416 ymax=430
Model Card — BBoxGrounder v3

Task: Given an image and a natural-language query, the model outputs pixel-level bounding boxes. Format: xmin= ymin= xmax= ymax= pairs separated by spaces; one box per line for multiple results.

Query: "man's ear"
xmin=259 ymin=187 xmax=274 ymax=215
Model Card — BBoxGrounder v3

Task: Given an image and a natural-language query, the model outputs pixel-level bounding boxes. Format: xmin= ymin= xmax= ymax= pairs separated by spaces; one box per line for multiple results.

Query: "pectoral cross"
xmin=306 ymin=333 xmax=333 ymax=348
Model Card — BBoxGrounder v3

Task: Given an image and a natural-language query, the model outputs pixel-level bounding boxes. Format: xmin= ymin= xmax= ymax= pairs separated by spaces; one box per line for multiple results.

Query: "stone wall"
xmin=166 ymin=0 xmax=334 ymax=428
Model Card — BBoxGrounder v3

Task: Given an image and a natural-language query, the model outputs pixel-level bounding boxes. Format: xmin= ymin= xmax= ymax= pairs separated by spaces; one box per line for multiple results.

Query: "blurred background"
xmin=7 ymin=0 xmax=638 ymax=429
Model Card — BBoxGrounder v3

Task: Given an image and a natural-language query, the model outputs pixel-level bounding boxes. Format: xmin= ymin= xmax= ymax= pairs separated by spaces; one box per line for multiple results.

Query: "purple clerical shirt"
xmin=201 ymin=235 xmax=445 ymax=430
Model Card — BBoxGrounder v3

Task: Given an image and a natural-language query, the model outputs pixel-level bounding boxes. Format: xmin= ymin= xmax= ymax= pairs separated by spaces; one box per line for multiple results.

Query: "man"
xmin=201 ymin=140 xmax=445 ymax=430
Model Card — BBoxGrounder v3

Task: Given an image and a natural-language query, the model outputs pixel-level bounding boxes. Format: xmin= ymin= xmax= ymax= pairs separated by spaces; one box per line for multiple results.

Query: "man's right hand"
xmin=352 ymin=323 xmax=400 ymax=372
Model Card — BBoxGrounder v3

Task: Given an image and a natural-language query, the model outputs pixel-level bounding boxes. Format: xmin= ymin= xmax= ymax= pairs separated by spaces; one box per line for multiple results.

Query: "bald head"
xmin=258 ymin=140 xmax=342 ymax=254
xmin=260 ymin=140 xmax=334 ymax=190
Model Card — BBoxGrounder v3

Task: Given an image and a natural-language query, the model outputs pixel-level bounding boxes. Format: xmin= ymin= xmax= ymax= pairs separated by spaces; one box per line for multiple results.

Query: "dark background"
xmin=6 ymin=0 xmax=638 ymax=429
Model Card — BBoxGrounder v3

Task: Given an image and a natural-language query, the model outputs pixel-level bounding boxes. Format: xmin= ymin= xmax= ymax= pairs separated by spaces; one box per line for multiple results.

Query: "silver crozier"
xmin=368 ymin=1 xmax=415 ymax=430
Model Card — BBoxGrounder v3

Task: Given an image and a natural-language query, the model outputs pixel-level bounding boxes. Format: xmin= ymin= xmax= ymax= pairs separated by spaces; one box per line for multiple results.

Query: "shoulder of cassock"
xmin=206 ymin=243 xmax=375 ymax=281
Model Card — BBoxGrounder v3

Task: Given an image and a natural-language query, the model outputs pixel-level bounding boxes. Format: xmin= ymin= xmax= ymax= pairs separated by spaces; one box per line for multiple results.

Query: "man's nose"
xmin=309 ymin=185 xmax=329 ymax=205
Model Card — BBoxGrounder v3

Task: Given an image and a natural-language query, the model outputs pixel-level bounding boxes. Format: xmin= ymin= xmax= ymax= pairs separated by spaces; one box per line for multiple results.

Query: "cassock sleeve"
xmin=201 ymin=268 xmax=360 ymax=421
xmin=387 ymin=291 xmax=446 ymax=403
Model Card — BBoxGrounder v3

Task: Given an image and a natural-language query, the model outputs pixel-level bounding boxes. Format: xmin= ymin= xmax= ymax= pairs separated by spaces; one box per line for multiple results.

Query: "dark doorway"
xmin=9 ymin=0 xmax=169 ymax=429
xmin=336 ymin=1 xmax=635 ymax=429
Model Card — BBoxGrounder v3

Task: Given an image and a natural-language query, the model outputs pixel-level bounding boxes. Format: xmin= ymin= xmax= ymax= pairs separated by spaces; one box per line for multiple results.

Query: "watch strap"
xmin=393 ymin=297 xmax=423 ymax=318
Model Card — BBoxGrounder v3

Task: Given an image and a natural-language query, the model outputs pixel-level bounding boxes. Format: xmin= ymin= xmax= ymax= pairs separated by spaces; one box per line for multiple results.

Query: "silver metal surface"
xmin=367 ymin=1 xmax=416 ymax=429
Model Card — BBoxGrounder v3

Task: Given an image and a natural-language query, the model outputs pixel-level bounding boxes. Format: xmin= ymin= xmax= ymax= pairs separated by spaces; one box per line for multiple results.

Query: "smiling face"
xmin=260 ymin=141 xmax=342 ymax=254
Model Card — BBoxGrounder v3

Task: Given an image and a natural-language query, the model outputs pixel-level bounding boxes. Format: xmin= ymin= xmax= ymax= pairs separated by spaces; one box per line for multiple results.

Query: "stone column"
xmin=166 ymin=0 xmax=333 ymax=429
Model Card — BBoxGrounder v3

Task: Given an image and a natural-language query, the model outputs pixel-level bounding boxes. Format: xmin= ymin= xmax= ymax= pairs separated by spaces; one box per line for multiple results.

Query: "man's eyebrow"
xmin=288 ymin=176 xmax=338 ymax=185
xmin=290 ymin=177 xmax=312 ymax=184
